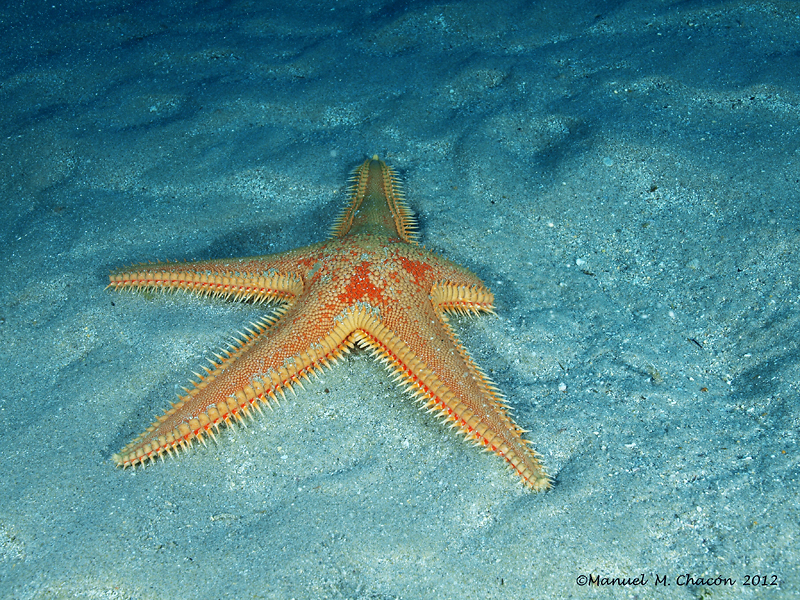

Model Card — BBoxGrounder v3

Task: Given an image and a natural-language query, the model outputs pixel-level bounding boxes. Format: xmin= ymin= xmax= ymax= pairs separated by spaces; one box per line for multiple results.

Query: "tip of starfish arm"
xmin=528 ymin=476 xmax=553 ymax=492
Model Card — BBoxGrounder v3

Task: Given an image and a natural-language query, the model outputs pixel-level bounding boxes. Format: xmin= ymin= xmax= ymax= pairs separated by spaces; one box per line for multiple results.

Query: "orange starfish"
xmin=109 ymin=156 xmax=550 ymax=491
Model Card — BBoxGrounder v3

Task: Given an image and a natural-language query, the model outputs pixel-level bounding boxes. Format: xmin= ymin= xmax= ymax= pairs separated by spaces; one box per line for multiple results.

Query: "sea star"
xmin=109 ymin=156 xmax=551 ymax=491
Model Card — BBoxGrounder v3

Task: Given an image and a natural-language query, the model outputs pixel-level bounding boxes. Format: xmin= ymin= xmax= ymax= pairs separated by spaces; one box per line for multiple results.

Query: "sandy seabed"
xmin=1 ymin=1 xmax=798 ymax=598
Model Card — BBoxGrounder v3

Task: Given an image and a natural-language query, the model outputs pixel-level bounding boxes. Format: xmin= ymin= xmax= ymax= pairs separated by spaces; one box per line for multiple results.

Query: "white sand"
xmin=1 ymin=0 xmax=798 ymax=598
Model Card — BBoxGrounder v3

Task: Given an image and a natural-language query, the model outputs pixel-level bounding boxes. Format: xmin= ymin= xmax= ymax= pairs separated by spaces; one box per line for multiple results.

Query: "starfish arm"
xmin=356 ymin=299 xmax=551 ymax=491
xmin=430 ymin=281 xmax=496 ymax=315
xmin=112 ymin=298 xmax=363 ymax=468
xmin=333 ymin=156 xmax=418 ymax=242
xmin=107 ymin=244 xmax=330 ymax=304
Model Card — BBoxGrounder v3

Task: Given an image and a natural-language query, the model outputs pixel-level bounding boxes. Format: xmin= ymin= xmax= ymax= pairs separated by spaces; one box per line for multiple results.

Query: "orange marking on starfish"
xmin=338 ymin=260 xmax=387 ymax=305
xmin=109 ymin=155 xmax=550 ymax=491
xmin=397 ymin=254 xmax=434 ymax=283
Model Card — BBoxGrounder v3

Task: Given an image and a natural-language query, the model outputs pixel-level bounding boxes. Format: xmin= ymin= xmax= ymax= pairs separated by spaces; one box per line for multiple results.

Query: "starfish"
xmin=109 ymin=156 xmax=550 ymax=491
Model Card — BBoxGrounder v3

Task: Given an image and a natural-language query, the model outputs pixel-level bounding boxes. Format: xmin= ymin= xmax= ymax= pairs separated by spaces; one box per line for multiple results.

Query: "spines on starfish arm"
xmin=331 ymin=155 xmax=418 ymax=243
xmin=348 ymin=313 xmax=551 ymax=492
xmin=108 ymin=262 xmax=303 ymax=305
xmin=111 ymin=314 xmax=276 ymax=468
xmin=430 ymin=282 xmax=503 ymax=401
xmin=430 ymin=282 xmax=496 ymax=315
xmin=354 ymin=334 xmax=551 ymax=491
xmin=112 ymin=308 xmax=360 ymax=469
